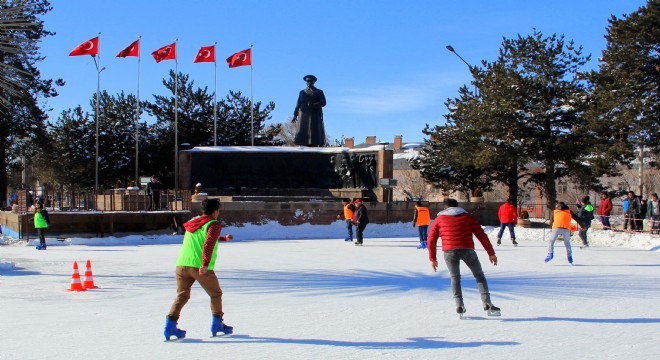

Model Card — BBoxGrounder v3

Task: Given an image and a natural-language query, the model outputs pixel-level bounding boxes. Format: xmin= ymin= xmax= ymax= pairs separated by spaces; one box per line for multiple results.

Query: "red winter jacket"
xmin=498 ymin=202 xmax=518 ymax=224
xmin=598 ymin=197 xmax=612 ymax=216
xmin=427 ymin=207 xmax=496 ymax=262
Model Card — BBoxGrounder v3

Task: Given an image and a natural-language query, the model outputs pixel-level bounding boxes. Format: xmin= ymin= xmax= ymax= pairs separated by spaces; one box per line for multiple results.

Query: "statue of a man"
xmin=293 ymin=75 xmax=327 ymax=147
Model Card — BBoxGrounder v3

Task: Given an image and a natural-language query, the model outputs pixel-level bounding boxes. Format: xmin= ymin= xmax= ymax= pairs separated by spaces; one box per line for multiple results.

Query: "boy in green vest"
xmin=34 ymin=201 xmax=50 ymax=250
xmin=164 ymin=199 xmax=234 ymax=341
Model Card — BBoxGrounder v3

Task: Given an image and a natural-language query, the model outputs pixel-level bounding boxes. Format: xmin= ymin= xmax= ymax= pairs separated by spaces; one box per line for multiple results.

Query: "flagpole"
xmin=135 ymin=36 xmax=141 ymax=187
xmin=174 ymin=39 xmax=179 ymax=190
xmin=94 ymin=32 xmax=101 ymax=191
xmin=213 ymin=42 xmax=217 ymax=146
xmin=250 ymin=44 xmax=254 ymax=146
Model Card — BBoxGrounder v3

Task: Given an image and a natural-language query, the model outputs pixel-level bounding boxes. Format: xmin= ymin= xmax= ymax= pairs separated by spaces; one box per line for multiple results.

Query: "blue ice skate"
xmin=544 ymin=253 xmax=554 ymax=263
xmin=164 ymin=316 xmax=186 ymax=341
xmin=416 ymin=241 xmax=427 ymax=249
xmin=568 ymin=255 xmax=573 ymax=264
xmin=35 ymin=244 xmax=47 ymax=250
xmin=211 ymin=316 xmax=233 ymax=336
xmin=344 ymin=237 xmax=353 ymax=242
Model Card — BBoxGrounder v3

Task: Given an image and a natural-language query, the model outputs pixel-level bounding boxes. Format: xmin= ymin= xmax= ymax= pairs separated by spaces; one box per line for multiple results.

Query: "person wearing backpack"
xmin=577 ymin=196 xmax=594 ymax=248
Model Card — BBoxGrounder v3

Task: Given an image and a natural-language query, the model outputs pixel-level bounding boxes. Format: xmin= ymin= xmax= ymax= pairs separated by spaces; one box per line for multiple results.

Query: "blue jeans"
xmin=578 ymin=226 xmax=590 ymax=245
xmin=345 ymin=220 xmax=353 ymax=238
xmin=497 ymin=222 xmax=516 ymax=241
xmin=600 ymin=215 xmax=611 ymax=230
xmin=547 ymin=228 xmax=572 ymax=257
xmin=443 ymin=249 xmax=492 ymax=307
xmin=418 ymin=225 xmax=428 ymax=243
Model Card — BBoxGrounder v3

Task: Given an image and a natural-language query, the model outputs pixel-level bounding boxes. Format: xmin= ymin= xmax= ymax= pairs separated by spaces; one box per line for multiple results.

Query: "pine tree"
xmin=418 ymin=31 xmax=602 ymax=210
xmin=0 ymin=1 xmax=62 ymax=204
xmin=144 ymin=71 xmax=281 ymax=186
xmin=588 ymin=0 xmax=660 ymax=185
xmin=42 ymin=106 xmax=95 ymax=188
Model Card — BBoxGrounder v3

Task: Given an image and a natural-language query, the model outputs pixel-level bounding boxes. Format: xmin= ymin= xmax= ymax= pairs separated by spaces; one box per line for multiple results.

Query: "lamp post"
xmin=446 ymin=45 xmax=478 ymax=95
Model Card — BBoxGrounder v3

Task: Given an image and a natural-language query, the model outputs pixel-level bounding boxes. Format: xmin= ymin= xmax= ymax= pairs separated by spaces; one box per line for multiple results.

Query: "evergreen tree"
xmin=41 ymin=106 xmax=95 ymax=188
xmin=144 ymin=71 xmax=281 ymax=186
xmin=0 ymin=1 xmax=62 ymax=204
xmin=418 ymin=31 xmax=601 ymax=211
xmin=588 ymin=0 xmax=660 ymax=179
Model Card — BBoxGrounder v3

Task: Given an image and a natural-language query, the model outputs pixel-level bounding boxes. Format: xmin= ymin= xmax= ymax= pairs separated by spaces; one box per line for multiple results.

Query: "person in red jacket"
xmin=427 ymin=198 xmax=500 ymax=318
xmin=497 ymin=197 xmax=518 ymax=246
xmin=598 ymin=192 xmax=613 ymax=230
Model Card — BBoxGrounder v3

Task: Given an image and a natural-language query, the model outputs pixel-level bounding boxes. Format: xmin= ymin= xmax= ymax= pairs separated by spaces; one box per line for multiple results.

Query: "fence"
xmin=12 ymin=189 xmax=192 ymax=213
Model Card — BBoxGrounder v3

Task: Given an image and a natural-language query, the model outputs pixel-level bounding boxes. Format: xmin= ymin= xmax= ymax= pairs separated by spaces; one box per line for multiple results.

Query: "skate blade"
xmin=486 ymin=310 xmax=501 ymax=317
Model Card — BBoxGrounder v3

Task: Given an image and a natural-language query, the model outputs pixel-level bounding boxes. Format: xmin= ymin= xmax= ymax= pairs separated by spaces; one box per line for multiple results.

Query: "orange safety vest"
xmin=552 ymin=209 xmax=572 ymax=229
xmin=343 ymin=203 xmax=355 ymax=220
xmin=415 ymin=206 xmax=431 ymax=226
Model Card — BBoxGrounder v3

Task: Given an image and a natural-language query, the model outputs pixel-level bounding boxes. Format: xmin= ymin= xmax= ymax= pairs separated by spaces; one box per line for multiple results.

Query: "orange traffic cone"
xmin=82 ymin=259 xmax=99 ymax=289
xmin=67 ymin=261 xmax=87 ymax=292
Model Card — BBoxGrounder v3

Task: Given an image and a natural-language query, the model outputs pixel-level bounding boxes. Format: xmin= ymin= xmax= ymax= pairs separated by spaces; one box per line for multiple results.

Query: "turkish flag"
xmin=117 ymin=40 xmax=139 ymax=58
xmin=152 ymin=43 xmax=176 ymax=63
xmin=69 ymin=37 xmax=99 ymax=56
xmin=194 ymin=45 xmax=215 ymax=63
xmin=226 ymin=48 xmax=251 ymax=68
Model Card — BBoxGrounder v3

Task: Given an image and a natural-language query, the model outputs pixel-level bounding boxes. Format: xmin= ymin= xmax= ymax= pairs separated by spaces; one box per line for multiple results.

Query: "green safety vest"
xmin=176 ymin=220 xmax=220 ymax=270
xmin=34 ymin=211 xmax=48 ymax=229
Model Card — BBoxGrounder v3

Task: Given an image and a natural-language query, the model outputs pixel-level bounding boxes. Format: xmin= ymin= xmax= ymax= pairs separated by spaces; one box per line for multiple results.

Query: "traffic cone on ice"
xmin=82 ymin=259 xmax=99 ymax=289
xmin=67 ymin=261 xmax=86 ymax=292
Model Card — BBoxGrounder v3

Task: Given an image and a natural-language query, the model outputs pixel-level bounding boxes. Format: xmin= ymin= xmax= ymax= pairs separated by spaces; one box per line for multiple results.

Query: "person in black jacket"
xmin=147 ymin=175 xmax=162 ymax=211
xmin=353 ymin=199 xmax=369 ymax=246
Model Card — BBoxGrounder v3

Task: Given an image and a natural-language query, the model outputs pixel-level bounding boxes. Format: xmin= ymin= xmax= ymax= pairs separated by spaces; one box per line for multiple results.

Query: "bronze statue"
xmin=293 ymin=75 xmax=327 ymax=146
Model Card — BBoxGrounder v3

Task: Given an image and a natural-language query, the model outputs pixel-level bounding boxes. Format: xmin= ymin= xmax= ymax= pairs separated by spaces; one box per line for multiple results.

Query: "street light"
xmin=446 ymin=45 xmax=478 ymax=95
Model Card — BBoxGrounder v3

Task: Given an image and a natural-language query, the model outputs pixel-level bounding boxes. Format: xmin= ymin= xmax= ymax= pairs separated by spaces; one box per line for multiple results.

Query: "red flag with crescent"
xmin=152 ymin=43 xmax=177 ymax=63
xmin=194 ymin=45 xmax=215 ymax=63
xmin=226 ymin=48 xmax=251 ymax=68
xmin=117 ymin=40 xmax=139 ymax=58
xmin=69 ymin=37 xmax=99 ymax=56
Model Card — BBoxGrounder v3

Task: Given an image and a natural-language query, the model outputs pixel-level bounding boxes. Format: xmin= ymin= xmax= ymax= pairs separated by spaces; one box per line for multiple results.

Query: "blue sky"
xmin=37 ymin=0 xmax=647 ymax=145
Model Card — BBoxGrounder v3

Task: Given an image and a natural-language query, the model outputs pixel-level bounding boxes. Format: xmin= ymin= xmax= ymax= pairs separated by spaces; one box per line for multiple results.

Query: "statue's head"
xmin=303 ymin=74 xmax=317 ymax=84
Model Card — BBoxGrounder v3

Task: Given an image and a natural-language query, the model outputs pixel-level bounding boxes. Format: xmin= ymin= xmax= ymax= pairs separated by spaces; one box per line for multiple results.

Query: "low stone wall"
xmin=1 ymin=201 xmax=501 ymax=239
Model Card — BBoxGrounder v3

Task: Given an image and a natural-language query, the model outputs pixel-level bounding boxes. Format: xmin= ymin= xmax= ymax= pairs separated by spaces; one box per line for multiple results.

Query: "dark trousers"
xmin=356 ymin=223 xmax=367 ymax=244
xmin=651 ymin=215 xmax=660 ymax=234
xmin=578 ymin=226 xmax=590 ymax=245
xmin=418 ymin=225 xmax=428 ymax=243
xmin=497 ymin=222 xmax=516 ymax=241
xmin=149 ymin=194 xmax=161 ymax=210
xmin=600 ymin=215 xmax=611 ymax=230
xmin=443 ymin=249 xmax=492 ymax=307
xmin=345 ymin=219 xmax=353 ymax=238
xmin=37 ymin=228 xmax=46 ymax=245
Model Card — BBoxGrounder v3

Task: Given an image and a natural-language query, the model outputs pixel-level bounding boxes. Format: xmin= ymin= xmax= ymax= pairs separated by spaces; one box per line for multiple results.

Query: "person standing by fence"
xmin=598 ymin=192 xmax=613 ymax=230
xmin=577 ymin=196 xmax=594 ymax=248
xmin=648 ymin=193 xmax=659 ymax=235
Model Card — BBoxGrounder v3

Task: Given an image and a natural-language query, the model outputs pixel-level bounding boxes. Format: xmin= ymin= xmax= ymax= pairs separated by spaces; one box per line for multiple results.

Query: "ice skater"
xmin=545 ymin=202 xmax=583 ymax=264
xmin=34 ymin=201 xmax=50 ymax=250
xmin=427 ymin=198 xmax=500 ymax=318
xmin=412 ymin=201 xmax=431 ymax=249
xmin=337 ymin=198 xmax=355 ymax=242
xmin=164 ymin=199 xmax=234 ymax=340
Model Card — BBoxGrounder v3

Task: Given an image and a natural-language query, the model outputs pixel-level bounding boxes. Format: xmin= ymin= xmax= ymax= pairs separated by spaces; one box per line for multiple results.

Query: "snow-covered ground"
xmin=1 ymin=221 xmax=659 ymax=360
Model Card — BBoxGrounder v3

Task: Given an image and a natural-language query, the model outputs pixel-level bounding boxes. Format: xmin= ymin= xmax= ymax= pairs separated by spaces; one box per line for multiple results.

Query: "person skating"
xmin=353 ymin=199 xmax=369 ymax=246
xmin=164 ymin=199 xmax=234 ymax=340
xmin=545 ymin=202 xmax=583 ymax=264
xmin=496 ymin=197 xmax=518 ymax=246
xmin=34 ymin=201 xmax=50 ymax=250
xmin=427 ymin=198 xmax=500 ymax=318
xmin=412 ymin=201 xmax=431 ymax=249
xmin=336 ymin=198 xmax=355 ymax=242
xmin=576 ymin=196 xmax=594 ymax=248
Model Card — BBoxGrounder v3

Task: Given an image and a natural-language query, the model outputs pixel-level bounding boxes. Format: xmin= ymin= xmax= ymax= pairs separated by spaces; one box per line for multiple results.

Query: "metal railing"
xmin=12 ymin=189 xmax=192 ymax=212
